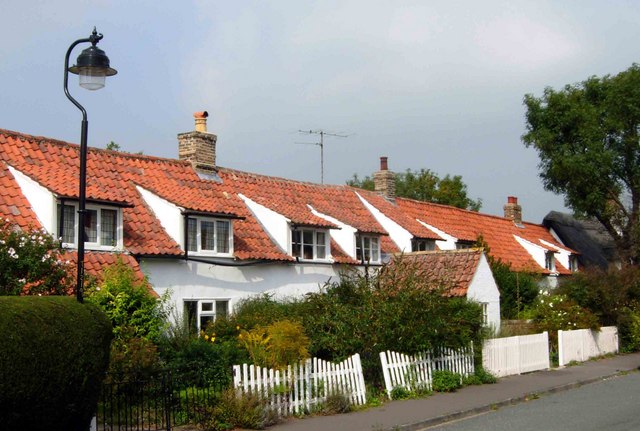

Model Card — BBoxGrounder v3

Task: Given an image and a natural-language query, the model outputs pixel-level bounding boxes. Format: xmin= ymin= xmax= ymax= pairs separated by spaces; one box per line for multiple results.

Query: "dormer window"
xmin=291 ymin=228 xmax=328 ymax=260
xmin=57 ymin=202 xmax=122 ymax=250
xmin=411 ymin=239 xmax=436 ymax=252
xmin=569 ymin=255 xmax=579 ymax=272
xmin=356 ymin=234 xmax=380 ymax=264
xmin=456 ymin=241 xmax=474 ymax=250
xmin=186 ymin=216 xmax=233 ymax=256
xmin=545 ymin=251 xmax=556 ymax=272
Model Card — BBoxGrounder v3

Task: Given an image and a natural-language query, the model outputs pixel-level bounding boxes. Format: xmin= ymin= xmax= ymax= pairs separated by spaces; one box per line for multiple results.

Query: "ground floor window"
xmin=183 ymin=299 xmax=230 ymax=333
xmin=481 ymin=302 xmax=489 ymax=325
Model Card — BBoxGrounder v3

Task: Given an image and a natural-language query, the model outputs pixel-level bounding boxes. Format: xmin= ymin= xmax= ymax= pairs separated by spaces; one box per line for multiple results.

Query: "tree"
xmin=105 ymin=141 xmax=121 ymax=151
xmin=522 ymin=64 xmax=640 ymax=264
xmin=347 ymin=168 xmax=482 ymax=211
xmin=0 ymin=217 xmax=73 ymax=295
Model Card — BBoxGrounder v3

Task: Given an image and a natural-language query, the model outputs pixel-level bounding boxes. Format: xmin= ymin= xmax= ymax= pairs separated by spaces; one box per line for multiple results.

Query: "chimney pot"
xmin=508 ymin=196 xmax=518 ymax=204
xmin=194 ymin=111 xmax=209 ymax=133
xmin=380 ymin=156 xmax=388 ymax=171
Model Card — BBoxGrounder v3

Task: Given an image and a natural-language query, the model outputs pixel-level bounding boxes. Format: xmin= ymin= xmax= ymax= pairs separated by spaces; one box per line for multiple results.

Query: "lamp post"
xmin=64 ymin=28 xmax=117 ymax=303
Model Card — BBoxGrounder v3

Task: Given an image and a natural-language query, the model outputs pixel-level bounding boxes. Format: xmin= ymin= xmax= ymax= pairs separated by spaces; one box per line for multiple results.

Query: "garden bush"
xmin=0 ymin=296 xmax=112 ymax=431
xmin=431 ymin=370 xmax=462 ymax=392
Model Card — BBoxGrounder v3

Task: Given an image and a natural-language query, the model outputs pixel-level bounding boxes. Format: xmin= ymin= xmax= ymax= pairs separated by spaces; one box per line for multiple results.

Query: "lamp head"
xmin=68 ymin=29 xmax=117 ymax=90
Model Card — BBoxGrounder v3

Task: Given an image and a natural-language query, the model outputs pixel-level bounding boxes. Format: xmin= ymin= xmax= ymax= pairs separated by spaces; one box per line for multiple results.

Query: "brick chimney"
xmin=503 ymin=196 xmax=523 ymax=224
xmin=178 ymin=111 xmax=217 ymax=175
xmin=374 ymin=156 xmax=396 ymax=201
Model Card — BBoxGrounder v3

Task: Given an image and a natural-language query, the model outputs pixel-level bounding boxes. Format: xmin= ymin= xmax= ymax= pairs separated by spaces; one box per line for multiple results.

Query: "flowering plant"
xmin=0 ymin=217 xmax=72 ymax=295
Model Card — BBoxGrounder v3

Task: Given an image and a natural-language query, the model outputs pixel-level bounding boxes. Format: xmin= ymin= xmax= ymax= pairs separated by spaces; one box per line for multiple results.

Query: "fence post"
xmin=558 ymin=330 xmax=564 ymax=367
xmin=165 ymin=370 xmax=173 ymax=431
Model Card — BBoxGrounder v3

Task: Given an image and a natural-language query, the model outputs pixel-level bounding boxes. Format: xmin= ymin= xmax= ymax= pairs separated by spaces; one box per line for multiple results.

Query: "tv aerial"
xmin=296 ymin=129 xmax=348 ymax=184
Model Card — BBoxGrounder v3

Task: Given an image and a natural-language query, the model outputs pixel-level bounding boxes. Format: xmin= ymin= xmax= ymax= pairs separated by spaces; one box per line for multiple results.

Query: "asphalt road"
xmin=426 ymin=372 xmax=640 ymax=431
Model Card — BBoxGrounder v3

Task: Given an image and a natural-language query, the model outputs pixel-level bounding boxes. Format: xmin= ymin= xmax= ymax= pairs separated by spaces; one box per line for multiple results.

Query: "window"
xmin=481 ymin=303 xmax=489 ymax=325
xmin=355 ymin=234 xmax=380 ymax=263
xmin=411 ymin=239 xmax=435 ymax=252
xmin=456 ymin=241 xmax=474 ymax=250
xmin=291 ymin=228 xmax=328 ymax=260
xmin=183 ymin=299 xmax=230 ymax=333
xmin=57 ymin=203 xmax=121 ymax=250
xmin=545 ymin=251 xmax=556 ymax=271
xmin=186 ymin=217 xmax=232 ymax=255
xmin=569 ymin=255 xmax=579 ymax=272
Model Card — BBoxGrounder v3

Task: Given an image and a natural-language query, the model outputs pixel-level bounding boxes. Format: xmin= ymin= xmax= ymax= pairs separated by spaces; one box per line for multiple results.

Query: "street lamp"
xmin=64 ymin=28 xmax=117 ymax=302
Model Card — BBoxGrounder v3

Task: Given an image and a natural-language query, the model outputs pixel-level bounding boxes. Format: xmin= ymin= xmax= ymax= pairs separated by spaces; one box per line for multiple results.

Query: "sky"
xmin=2 ymin=1 xmax=639 ymax=222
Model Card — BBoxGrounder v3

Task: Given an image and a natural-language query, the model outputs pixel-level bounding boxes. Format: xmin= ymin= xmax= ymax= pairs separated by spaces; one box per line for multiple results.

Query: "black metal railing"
xmin=96 ymin=367 xmax=231 ymax=431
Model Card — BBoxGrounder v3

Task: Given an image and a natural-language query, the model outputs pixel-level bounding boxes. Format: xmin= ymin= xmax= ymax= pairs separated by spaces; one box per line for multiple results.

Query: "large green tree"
xmin=347 ymin=168 xmax=482 ymax=211
xmin=523 ymin=64 xmax=640 ymax=264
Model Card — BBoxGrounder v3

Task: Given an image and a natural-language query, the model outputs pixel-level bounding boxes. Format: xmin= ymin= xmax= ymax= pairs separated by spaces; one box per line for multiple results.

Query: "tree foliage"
xmin=522 ymin=64 xmax=640 ymax=264
xmin=0 ymin=217 xmax=73 ymax=295
xmin=347 ymin=168 xmax=482 ymax=211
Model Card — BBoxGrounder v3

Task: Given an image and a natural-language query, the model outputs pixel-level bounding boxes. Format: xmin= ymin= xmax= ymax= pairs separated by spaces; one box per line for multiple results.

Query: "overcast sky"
xmin=2 ymin=1 xmax=639 ymax=222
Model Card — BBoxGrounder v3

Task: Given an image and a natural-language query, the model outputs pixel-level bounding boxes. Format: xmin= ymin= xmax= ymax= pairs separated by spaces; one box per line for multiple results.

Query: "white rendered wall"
xmin=513 ymin=235 xmax=548 ymax=271
xmin=143 ymin=258 xmax=342 ymax=319
xmin=309 ymin=205 xmax=356 ymax=259
xmin=466 ymin=253 xmax=501 ymax=329
xmin=539 ymin=239 xmax=572 ymax=271
xmin=7 ymin=165 xmax=56 ymax=233
xmin=239 ymin=194 xmax=290 ymax=253
xmin=137 ymin=186 xmax=184 ymax=246
xmin=416 ymin=219 xmax=457 ymax=250
xmin=356 ymin=193 xmax=413 ymax=252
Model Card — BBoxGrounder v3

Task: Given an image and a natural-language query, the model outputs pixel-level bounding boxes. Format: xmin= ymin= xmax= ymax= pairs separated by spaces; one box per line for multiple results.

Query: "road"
xmin=426 ymin=372 xmax=640 ymax=431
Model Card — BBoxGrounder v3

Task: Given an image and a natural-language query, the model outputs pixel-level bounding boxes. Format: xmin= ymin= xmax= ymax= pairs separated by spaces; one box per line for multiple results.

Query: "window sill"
xmin=187 ymin=251 xmax=234 ymax=258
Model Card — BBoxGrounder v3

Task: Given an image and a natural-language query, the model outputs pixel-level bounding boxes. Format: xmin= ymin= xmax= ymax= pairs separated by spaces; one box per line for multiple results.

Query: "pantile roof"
xmin=389 ymin=249 xmax=484 ymax=297
xmin=0 ymin=127 xmax=578 ymax=275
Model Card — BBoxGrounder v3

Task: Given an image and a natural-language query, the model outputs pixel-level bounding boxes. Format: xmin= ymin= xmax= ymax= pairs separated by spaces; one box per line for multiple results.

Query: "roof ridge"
xmin=396 ymin=195 xmax=545 ymax=227
xmin=0 ymin=128 xmax=192 ymax=166
xmin=216 ymin=166 xmax=351 ymax=189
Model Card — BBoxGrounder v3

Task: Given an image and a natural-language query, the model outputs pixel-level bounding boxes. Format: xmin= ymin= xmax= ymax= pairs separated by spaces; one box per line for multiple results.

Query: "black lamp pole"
xmin=64 ymin=28 xmax=117 ymax=303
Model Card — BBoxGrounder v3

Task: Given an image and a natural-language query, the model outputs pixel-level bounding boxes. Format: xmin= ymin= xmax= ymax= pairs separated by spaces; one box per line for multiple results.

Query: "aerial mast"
xmin=297 ymin=129 xmax=348 ymax=184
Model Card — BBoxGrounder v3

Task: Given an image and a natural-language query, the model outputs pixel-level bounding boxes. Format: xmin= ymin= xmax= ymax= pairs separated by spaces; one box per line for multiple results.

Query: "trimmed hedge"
xmin=0 ymin=296 xmax=112 ymax=431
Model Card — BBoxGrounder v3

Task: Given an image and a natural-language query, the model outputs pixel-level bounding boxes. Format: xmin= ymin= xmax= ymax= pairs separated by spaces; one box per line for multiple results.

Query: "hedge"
xmin=0 ymin=296 xmax=112 ymax=431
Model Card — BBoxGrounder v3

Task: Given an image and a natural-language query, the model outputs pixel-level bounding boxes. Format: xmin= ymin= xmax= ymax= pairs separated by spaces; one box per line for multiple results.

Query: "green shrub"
xmin=86 ymin=257 xmax=169 ymax=343
xmin=238 ymin=319 xmax=310 ymax=369
xmin=196 ymin=387 xmax=278 ymax=431
xmin=431 ymin=370 xmax=462 ymax=392
xmin=390 ymin=385 xmax=412 ymax=400
xmin=321 ymin=393 xmax=352 ymax=414
xmin=474 ymin=367 xmax=497 ymax=384
xmin=0 ymin=296 xmax=112 ymax=431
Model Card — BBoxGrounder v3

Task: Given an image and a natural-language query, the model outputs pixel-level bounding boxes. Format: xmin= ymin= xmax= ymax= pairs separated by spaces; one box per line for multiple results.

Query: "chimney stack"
xmin=178 ymin=111 xmax=217 ymax=175
xmin=374 ymin=156 xmax=396 ymax=201
xmin=503 ymin=196 xmax=523 ymax=225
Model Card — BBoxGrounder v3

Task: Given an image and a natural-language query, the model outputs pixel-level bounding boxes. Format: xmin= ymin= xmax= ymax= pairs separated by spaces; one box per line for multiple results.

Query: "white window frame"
xmin=545 ymin=251 xmax=556 ymax=272
xmin=411 ymin=238 xmax=436 ymax=252
xmin=291 ymin=227 xmax=330 ymax=261
xmin=481 ymin=302 xmax=489 ymax=325
xmin=56 ymin=202 xmax=123 ymax=251
xmin=183 ymin=298 xmax=230 ymax=333
xmin=186 ymin=216 xmax=233 ymax=257
xmin=355 ymin=234 xmax=381 ymax=264
xmin=569 ymin=255 xmax=579 ymax=272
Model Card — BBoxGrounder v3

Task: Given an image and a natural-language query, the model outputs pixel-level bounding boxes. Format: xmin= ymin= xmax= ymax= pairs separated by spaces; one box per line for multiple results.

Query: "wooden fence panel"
xmin=379 ymin=345 xmax=474 ymax=398
xmin=233 ymin=354 xmax=366 ymax=418
xmin=558 ymin=326 xmax=618 ymax=366
xmin=482 ymin=332 xmax=550 ymax=377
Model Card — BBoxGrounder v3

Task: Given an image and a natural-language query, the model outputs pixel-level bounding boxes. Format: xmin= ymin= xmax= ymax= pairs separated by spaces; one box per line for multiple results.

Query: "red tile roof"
xmin=0 ymin=128 xmax=576 ymax=276
xmin=395 ymin=197 xmax=574 ymax=274
xmin=389 ymin=249 xmax=484 ymax=297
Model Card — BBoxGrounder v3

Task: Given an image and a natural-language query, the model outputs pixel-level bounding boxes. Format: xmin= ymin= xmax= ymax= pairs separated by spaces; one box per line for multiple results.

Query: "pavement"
xmin=263 ymin=352 xmax=640 ymax=431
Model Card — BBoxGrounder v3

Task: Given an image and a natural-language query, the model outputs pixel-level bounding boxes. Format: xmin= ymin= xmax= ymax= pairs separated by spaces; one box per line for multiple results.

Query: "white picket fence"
xmin=558 ymin=326 xmax=619 ymax=366
xmin=482 ymin=332 xmax=550 ymax=377
xmin=232 ymin=353 xmax=366 ymax=416
xmin=379 ymin=345 xmax=474 ymax=398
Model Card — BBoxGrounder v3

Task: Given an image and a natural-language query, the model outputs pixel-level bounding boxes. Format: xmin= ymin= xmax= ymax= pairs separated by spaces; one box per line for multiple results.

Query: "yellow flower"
xmin=211 ymin=337 xmax=216 ymax=343
xmin=204 ymin=334 xmax=209 ymax=341
xmin=236 ymin=325 xmax=240 ymax=331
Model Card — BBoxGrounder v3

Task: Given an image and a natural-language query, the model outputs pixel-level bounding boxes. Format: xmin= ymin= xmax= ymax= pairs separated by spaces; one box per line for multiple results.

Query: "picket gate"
xmin=379 ymin=345 xmax=474 ymax=398
xmin=482 ymin=332 xmax=550 ymax=377
xmin=232 ymin=353 xmax=366 ymax=417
